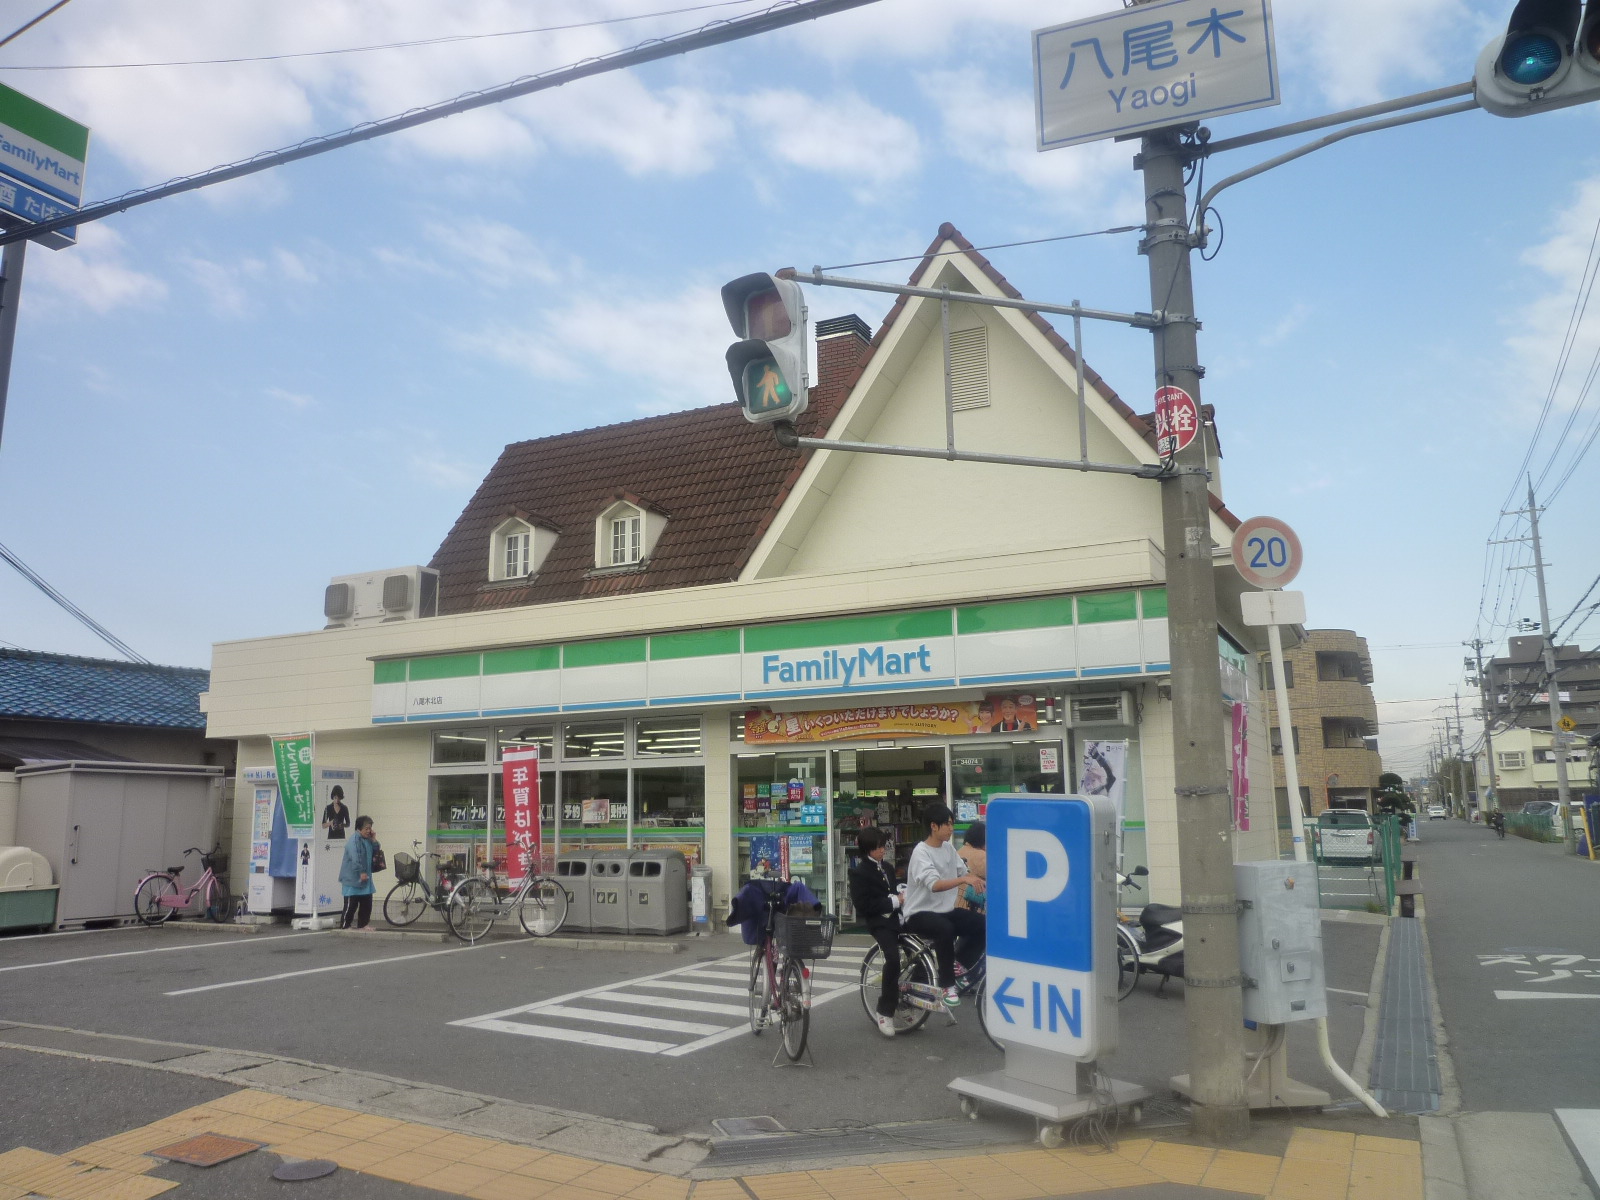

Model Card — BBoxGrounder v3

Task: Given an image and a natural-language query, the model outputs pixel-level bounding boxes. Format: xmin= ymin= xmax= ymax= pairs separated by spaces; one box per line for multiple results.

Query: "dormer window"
xmin=593 ymin=495 xmax=666 ymax=571
xmin=610 ymin=512 xmax=642 ymax=566
xmin=488 ymin=516 xmax=556 ymax=583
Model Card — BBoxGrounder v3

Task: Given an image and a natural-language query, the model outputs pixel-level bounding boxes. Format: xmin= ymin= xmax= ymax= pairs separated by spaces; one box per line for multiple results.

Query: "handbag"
xmin=370 ymin=844 xmax=387 ymax=873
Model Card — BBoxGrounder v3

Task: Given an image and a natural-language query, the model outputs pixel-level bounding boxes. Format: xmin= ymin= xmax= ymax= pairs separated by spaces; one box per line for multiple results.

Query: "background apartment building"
xmin=1261 ymin=628 xmax=1383 ymax=819
xmin=1487 ymin=634 xmax=1600 ymax=740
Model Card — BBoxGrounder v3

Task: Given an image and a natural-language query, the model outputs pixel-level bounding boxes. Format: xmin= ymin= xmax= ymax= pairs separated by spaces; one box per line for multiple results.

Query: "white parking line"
xmin=1494 ymin=990 xmax=1600 ymax=1000
xmin=1327 ymin=987 xmax=1369 ymax=998
xmin=165 ymin=940 xmax=533 ymax=995
xmin=0 ymin=934 xmax=311 ymax=974
xmin=588 ymin=990 xmax=750 ymax=1017
xmin=631 ymin=979 xmax=749 ymax=998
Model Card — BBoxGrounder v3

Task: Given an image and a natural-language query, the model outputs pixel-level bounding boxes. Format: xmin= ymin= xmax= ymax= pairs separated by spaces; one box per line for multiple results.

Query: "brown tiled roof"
xmin=430 ymin=223 xmax=1232 ymax=614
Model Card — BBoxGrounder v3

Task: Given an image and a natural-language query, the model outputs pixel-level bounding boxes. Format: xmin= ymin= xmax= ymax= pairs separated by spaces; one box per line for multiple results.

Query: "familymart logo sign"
xmin=751 ymin=640 xmax=951 ymax=695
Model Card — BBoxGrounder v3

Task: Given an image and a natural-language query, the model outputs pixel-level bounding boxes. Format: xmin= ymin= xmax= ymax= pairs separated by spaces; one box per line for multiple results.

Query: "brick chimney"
xmin=810 ymin=314 xmax=873 ymax=423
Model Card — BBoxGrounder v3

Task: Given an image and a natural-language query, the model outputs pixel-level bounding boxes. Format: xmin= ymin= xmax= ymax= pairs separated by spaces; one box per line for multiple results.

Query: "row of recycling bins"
xmin=553 ymin=848 xmax=700 ymax=936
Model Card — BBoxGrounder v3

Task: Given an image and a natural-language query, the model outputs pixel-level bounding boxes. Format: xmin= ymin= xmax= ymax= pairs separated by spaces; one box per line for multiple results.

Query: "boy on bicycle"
xmin=849 ymin=829 xmax=903 ymax=1037
xmin=902 ymin=802 xmax=985 ymax=1006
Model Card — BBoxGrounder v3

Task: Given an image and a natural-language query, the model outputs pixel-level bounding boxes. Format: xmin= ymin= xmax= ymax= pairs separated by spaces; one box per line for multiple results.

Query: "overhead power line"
xmin=0 ymin=0 xmax=888 ymax=248
xmin=0 ymin=0 xmax=72 ymax=51
xmin=0 ymin=540 xmax=148 ymax=663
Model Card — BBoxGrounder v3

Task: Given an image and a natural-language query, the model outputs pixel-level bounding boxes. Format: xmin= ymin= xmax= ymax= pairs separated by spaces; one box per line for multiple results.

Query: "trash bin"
xmin=589 ymin=851 xmax=632 ymax=934
xmin=689 ymin=864 xmax=713 ymax=933
xmin=555 ymin=851 xmax=598 ymax=933
xmin=627 ymin=849 xmax=689 ymax=935
xmin=0 ymin=846 xmax=59 ymax=932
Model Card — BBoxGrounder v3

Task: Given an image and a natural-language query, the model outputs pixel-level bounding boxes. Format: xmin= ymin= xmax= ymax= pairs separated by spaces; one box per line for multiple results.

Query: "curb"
xmin=1420 ymin=1115 xmax=1469 ymax=1200
xmin=1348 ymin=912 xmax=1390 ymax=1092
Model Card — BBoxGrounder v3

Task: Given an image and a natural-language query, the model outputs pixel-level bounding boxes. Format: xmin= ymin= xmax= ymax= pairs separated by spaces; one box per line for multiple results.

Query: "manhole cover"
xmin=273 ymin=1159 xmax=339 ymax=1180
xmin=711 ymin=1116 xmax=787 ymax=1137
xmin=150 ymin=1133 xmax=265 ymax=1167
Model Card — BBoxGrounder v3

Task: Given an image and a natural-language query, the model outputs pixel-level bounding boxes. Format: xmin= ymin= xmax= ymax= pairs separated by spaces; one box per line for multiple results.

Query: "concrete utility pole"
xmin=1468 ymin=638 xmax=1501 ymax=812
xmin=1524 ymin=479 xmax=1576 ymax=849
xmin=1136 ymin=118 xmax=1248 ymax=1140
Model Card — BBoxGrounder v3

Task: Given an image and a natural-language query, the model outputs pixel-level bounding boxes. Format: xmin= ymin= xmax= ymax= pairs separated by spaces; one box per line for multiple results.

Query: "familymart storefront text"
xmin=377 ymin=589 xmax=1170 ymax=921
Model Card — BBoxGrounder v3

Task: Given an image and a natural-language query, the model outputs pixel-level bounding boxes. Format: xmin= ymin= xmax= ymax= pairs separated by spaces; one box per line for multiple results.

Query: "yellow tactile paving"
xmin=1 ymin=1086 xmax=1431 ymax=1199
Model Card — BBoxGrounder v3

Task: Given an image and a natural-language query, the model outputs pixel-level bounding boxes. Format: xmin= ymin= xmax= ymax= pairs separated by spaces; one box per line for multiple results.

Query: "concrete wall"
xmin=0 ymin=771 xmax=15 ymax=846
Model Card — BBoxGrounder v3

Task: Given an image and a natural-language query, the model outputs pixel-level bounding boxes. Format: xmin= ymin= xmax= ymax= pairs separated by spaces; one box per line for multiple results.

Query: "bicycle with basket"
xmin=382 ymin=842 xmax=463 ymax=927
xmin=746 ymin=879 xmax=838 ymax=1063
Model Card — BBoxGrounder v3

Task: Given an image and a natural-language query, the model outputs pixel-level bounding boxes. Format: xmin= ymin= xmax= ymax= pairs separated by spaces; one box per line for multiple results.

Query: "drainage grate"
xmin=711 ymin=1117 xmax=787 ymax=1138
xmin=1368 ymin=918 xmax=1442 ymax=1114
xmin=149 ymin=1134 xmax=265 ymax=1168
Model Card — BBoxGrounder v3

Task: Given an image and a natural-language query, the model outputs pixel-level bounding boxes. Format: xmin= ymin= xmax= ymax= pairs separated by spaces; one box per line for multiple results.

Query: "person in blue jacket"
xmin=339 ymin=816 xmax=378 ymax=930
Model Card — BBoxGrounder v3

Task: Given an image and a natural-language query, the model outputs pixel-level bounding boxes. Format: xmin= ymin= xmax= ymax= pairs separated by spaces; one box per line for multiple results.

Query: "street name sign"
xmin=1033 ymin=0 xmax=1281 ymax=151
xmin=984 ymin=794 xmax=1117 ymax=1059
xmin=1231 ymin=515 xmax=1302 ymax=590
xmin=0 ymin=81 xmax=88 ymax=250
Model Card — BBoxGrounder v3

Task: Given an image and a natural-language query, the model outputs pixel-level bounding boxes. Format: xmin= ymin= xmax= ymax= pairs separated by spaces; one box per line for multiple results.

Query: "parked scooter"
xmin=1114 ymin=865 xmax=1185 ymax=999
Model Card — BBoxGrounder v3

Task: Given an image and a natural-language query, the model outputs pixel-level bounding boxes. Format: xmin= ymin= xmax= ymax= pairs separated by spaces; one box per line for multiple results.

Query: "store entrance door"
xmin=829 ymin=746 xmax=946 ymax=919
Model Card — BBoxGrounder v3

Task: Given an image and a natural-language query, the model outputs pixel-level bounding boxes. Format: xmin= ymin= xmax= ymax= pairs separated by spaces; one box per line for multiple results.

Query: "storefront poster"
xmin=270 ymin=733 xmax=316 ymax=835
xmin=581 ymin=797 xmax=609 ymax=826
xmin=502 ymin=746 xmax=540 ymax=885
xmin=1039 ymin=746 xmax=1059 ymax=774
xmin=744 ymin=693 xmax=1038 ymax=745
xmin=749 ymin=834 xmax=782 ymax=876
xmin=1230 ymin=701 xmax=1251 ymax=832
xmin=1080 ymin=740 xmax=1129 ymax=854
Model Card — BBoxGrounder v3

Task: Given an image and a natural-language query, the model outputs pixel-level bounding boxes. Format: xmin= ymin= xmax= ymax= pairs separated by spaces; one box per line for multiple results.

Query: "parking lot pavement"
xmin=0 ymin=919 xmax=1383 ymax=1141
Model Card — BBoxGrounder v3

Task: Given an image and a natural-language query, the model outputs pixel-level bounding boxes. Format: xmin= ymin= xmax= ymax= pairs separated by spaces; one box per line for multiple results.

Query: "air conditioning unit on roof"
xmin=1067 ymin=691 xmax=1134 ymax=727
xmin=324 ymin=566 xmax=439 ymax=629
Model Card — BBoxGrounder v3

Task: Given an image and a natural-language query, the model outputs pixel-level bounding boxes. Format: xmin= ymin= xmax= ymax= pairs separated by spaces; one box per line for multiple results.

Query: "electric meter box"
xmin=1235 ymin=860 xmax=1327 ymax=1025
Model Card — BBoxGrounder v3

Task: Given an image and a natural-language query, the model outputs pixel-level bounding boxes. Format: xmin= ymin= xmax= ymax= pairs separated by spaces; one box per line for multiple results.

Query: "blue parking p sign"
xmin=984 ymin=794 xmax=1117 ymax=1060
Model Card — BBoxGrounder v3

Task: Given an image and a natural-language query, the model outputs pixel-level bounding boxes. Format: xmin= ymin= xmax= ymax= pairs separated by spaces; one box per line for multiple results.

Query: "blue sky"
xmin=0 ymin=0 xmax=1596 ymax=779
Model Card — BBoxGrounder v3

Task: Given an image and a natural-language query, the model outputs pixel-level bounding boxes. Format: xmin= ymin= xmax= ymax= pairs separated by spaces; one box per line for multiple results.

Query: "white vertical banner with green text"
xmin=271 ymin=733 xmax=317 ymax=837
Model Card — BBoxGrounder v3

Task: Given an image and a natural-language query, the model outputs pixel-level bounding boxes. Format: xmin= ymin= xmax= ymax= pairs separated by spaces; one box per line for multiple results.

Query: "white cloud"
xmin=1274 ymin=0 xmax=1483 ymax=108
xmin=409 ymin=451 xmax=484 ymax=489
xmin=739 ymin=90 xmax=921 ymax=193
xmin=421 ymin=219 xmax=563 ymax=288
xmin=266 ymin=386 xmax=313 ymax=409
xmin=27 ymin=223 xmax=168 ymax=314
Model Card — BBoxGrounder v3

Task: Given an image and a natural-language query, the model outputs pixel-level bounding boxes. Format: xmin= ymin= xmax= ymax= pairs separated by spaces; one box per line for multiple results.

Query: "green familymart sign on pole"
xmin=271 ymin=733 xmax=317 ymax=837
xmin=0 ymin=81 xmax=89 ymax=250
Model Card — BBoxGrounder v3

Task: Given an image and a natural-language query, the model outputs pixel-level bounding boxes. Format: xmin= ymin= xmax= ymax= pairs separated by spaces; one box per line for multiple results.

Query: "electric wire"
xmin=0 ymin=540 xmax=149 ymax=663
xmin=0 ymin=0 xmax=71 ymax=51
xmin=819 ymin=226 xmax=1145 ymax=273
xmin=0 ymin=0 xmax=765 ymax=70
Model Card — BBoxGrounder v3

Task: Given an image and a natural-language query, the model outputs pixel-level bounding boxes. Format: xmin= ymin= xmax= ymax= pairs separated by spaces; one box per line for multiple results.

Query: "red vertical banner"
xmin=1230 ymin=701 xmax=1251 ymax=832
xmin=503 ymin=747 xmax=541 ymax=884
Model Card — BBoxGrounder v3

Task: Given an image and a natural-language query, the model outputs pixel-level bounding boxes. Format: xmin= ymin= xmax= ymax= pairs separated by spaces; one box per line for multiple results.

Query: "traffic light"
xmin=1475 ymin=0 xmax=1600 ymax=116
xmin=720 ymin=272 xmax=808 ymax=424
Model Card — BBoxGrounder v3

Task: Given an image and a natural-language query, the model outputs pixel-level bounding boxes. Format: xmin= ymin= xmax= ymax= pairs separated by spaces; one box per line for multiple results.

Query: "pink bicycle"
xmin=134 ymin=845 xmax=231 ymax=925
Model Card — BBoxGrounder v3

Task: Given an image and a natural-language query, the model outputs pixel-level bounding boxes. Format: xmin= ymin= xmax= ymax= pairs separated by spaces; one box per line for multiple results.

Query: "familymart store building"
xmin=210 ymin=579 xmax=1270 ymax=923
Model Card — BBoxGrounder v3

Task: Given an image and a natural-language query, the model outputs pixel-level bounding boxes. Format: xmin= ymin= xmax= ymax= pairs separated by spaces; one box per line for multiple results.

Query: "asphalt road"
xmin=0 ymin=917 xmax=1379 ymax=1138
xmin=1420 ymin=818 xmax=1600 ymax=1112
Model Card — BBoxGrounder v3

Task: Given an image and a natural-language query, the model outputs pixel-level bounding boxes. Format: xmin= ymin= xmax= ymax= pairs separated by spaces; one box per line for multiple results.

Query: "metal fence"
xmin=1311 ymin=813 xmax=1403 ymax=914
xmin=1506 ymin=813 xmax=1561 ymax=843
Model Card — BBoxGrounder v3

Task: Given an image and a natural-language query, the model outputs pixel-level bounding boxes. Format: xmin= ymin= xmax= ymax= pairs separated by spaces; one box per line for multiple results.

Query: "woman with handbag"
xmin=338 ymin=816 xmax=381 ymax=930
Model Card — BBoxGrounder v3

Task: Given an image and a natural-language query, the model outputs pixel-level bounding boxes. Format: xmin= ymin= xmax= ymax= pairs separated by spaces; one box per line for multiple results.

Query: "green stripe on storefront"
xmin=563 ymin=637 xmax=647 ymax=668
xmin=1076 ymin=591 xmax=1137 ymax=624
xmin=373 ymin=660 xmax=407 ymax=685
xmin=650 ymin=628 xmax=742 ymax=661
xmin=408 ymin=653 xmax=482 ymax=681
xmin=483 ymin=645 xmax=560 ymax=675
xmin=1140 ymin=588 xmax=1168 ymax=619
xmin=744 ymin=609 xmax=951 ymax=652
xmin=956 ymin=595 xmax=1075 ymax=635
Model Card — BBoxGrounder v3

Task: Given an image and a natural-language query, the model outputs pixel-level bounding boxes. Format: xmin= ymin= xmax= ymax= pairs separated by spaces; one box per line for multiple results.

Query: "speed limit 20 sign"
xmin=1231 ymin=516 xmax=1302 ymax=589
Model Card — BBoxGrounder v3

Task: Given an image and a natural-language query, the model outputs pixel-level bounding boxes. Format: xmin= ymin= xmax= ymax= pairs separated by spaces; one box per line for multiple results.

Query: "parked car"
xmin=1314 ymin=808 xmax=1382 ymax=865
xmin=1520 ymin=800 xmax=1560 ymax=821
xmin=1428 ymin=805 xmax=1447 ymax=820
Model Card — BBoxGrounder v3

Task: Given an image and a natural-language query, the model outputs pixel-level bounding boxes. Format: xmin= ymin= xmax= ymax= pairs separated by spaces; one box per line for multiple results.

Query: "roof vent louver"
xmin=948 ymin=326 xmax=989 ymax=411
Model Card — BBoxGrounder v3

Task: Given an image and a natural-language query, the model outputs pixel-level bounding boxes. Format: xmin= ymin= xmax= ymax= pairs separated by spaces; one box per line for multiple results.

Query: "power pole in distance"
xmin=1467 ymin=639 xmax=1501 ymax=813
xmin=1522 ymin=479 xmax=1576 ymax=849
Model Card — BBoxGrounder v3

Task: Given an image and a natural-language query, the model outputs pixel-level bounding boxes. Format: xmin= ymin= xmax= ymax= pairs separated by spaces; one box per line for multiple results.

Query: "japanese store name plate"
xmin=1034 ymin=0 xmax=1280 ymax=151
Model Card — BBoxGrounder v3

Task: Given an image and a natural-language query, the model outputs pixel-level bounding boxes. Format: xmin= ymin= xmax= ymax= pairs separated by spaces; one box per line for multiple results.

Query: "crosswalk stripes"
xmin=450 ymin=945 xmax=870 ymax=1056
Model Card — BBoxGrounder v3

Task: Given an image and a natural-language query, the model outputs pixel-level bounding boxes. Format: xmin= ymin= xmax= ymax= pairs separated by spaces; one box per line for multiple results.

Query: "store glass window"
xmin=430 ymin=773 xmax=490 ymax=877
xmin=432 ymin=728 xmax=489 ymax=765
xmin=735 ymin=752 xmax=827 ymax=892
xmin=635 ymin=717 xmax=702 ymax=757
xmin=633 ymin=766 xmax=705 ymax=863
xmin=495 ymin=724 xmax=554 ymax=762
xmin=563 ymin=721 xmax=626 ymax=760
xmin=560 ymin=768 xmax=628 ymax=850
xmin=951 ymin=741 xmax=1065 ymax=814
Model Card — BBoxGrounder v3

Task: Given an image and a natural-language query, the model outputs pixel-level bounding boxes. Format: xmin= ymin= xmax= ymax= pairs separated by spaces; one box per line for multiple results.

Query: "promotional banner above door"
xmin=744 ymin=693 xmax=1041 ymax=745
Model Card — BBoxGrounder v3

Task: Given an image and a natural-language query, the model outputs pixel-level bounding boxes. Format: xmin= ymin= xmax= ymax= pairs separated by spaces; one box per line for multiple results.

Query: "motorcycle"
xmin=1488 ymin=811 xmax=1506 ymax=839
xmin=1114 ymin=865 xmax=1185 ymax=999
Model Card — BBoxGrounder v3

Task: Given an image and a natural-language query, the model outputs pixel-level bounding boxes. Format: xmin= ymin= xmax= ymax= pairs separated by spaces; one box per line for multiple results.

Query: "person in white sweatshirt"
xmin=900 ymin=802 xmax=986 ymax=1006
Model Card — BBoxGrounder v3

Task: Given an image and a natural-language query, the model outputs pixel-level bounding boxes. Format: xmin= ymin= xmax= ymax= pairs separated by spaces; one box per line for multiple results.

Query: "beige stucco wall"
xmin=0 ymin=771 xmax=16 ymax=846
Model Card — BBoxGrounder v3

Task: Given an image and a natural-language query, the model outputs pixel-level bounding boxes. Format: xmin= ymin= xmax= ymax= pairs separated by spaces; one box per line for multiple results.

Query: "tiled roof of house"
xmin=429 ymin=222 xmax=1236 ymax=613
xmin=0 ymin=649 xmax=209 ymax=729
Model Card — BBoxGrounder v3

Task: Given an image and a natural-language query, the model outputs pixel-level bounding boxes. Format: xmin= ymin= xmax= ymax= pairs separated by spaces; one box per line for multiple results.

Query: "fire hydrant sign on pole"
xmin=1033 ymin=0 xmax=1281 ymax=151
xmin=1153 ymin=384 xmax=1199 ymax=457
xmin=984 ymin=795 xmax=1117 ymax=1059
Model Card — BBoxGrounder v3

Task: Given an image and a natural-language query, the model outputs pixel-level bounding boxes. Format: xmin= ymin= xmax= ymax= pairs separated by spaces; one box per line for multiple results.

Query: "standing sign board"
xmin=984 ymin=795 xmax=1117 ymax=1059
xmin=1034 ymin=0 xmax=1280 ymax=151
xmin=502 ymin=747 xmax=541 ymax=884
xmin=0 ymin=82 xmax=88 ymax=249
xmin=270 ymin=734 xmax=317 ymax=837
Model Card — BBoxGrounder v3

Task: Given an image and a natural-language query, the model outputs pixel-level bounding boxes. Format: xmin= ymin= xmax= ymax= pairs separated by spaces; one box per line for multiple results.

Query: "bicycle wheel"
xmin=446 ymin=877 xmax=497 ymax=943
xmin=779 ymin=957 xmax=809 ymax=1061
xmin=975 ymin=973 xmax=1005 ymax=1052
xmin=748 ymin=946 xmax=770 ymax=1034
xmin=204 ymin=877 xmax=232 ymax=923
xmin=134 ymin=875 xmax=179 ymax=926
xmin=1116 ymin=926 xmax=1141 ymax=1001
xmin=859 ymin=939 xmax=934 ymax=1033
xmin=384 ymin=881 xmax=427 ymax=927
xmin=518 ymin=878 xmax=570 ymax=937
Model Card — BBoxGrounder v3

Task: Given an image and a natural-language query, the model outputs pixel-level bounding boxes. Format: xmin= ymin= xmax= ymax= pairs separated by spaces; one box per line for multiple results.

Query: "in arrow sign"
xmin=992 ymin=976 xmax=1024 ymax=1024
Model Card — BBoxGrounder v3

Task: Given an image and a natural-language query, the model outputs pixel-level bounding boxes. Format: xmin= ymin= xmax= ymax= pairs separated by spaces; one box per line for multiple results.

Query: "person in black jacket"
xmin=849 ymin=829 xmax=903 ymax=1037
